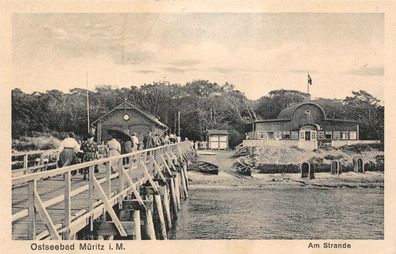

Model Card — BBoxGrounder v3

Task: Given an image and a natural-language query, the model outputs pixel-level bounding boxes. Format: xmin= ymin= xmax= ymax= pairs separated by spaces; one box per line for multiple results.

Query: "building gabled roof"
xmin=277 ymin=102 xmax=326 ymax=119
xmin=250 ymin=101 xmax=359 ymax=124
xmin=91 ymin=101 xmax=168 ymax=129
xmin=207 ymin=129 xmax=229 ymax=135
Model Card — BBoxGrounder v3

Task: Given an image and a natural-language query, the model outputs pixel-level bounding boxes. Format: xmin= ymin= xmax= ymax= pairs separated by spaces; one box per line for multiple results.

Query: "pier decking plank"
xmin=12 ymin=142 xmax=191 ymax=240
xmin=12 ymin=168 xmax=125 ymax=240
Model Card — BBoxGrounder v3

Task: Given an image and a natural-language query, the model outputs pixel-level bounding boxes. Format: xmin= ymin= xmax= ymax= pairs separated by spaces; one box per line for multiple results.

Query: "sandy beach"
xmin=188 ymin=150 xmax=384 ymax=189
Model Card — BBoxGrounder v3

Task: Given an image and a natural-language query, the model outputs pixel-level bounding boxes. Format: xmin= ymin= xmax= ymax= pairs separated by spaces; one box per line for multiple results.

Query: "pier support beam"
xmin=123 ymin=199 xmax=154 ymax=240
xmin=167 ymin=178 xmax=178 ymax=221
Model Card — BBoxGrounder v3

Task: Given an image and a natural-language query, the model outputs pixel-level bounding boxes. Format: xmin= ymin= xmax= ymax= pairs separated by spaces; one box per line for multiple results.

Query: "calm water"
xmin=170 ymin=186 xmax=383 ymax=239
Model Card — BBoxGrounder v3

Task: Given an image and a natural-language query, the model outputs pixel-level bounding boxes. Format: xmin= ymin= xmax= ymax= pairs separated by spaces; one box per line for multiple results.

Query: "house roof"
xmin=91 ymin=101 xmax=168 ymax=129
xmin=277 ymin=102 xmax=326 ymax=119
xmin=251 ymin=101 xmax=359 ymax=124
xmin=207 ymin=129 xmax=229 ymax=135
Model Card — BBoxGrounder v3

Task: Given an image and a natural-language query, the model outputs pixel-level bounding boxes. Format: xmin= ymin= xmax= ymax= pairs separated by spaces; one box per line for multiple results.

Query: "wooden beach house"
xmin=91 ymin=101 xmax=168 ymax=144
xmin=244 ymin=102 xmax=369 ymax=150
xmin=207 ymin=129 xmax=229 ymax=150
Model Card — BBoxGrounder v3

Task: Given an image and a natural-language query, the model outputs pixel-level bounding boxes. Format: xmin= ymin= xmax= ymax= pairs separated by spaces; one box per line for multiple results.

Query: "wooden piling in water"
xmin=162 ymin=185 xmax=172 ymax=229
xmin=180 ymin=166 xmax=188 ymax=200
xmin=174 ymin=174 xmax=181 ymax=210
xmin=144 ymin=206 xmax=156 ymax=240
xmin=183 ymin=163 xmax=189 ymax=191
xmin=131 ymin=210 xmax=141 ymax=240
xmin=154 ymin=194 xmax=167 ymax=239
xmin=142 ymin=186 xmax=156 ymax=240
xmin=167 ymin=178 xmax=178 ymax=221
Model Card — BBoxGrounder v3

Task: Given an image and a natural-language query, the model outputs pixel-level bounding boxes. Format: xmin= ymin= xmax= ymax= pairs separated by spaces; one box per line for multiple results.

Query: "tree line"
xmin=12 ymin=80 xmax=384 ymax=148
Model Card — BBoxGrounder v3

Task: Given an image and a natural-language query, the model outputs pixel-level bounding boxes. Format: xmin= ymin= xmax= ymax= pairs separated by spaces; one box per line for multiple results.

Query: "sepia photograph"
xmin=1 ymin=1 xmax=394 ymax=252
xmin=9 ymin=12 xmax=385 ymax=241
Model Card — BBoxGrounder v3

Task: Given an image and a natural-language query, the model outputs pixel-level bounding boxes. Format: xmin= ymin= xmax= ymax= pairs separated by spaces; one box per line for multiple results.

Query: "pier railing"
xmin=12 ymin=149 xmax=60 ymax=177
xmin=11 ymin=145 xmax=109 ymax=177
xmin=12 ymin=141 xmax=192 ymax=240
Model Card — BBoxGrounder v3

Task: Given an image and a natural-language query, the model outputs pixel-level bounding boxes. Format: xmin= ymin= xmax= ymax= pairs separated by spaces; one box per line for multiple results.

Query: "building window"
xmin=311 ymin=131 xmax=317 ymax=140
xmin=267 ymin=132 xmax=274 ymax=140
xmin=350 ymin=131 xmax=357 ymax=140
xmin=275 ymin=131 xmax=282 ymax=140
xmin=259 ymin=132 xmax=266 ymax=139
xmin=282 ymin=131 xmax=291 ymax=140
xmin=325 ymin=131 xmax=332 ymax=139
xmin=305 ymin=110 xmax=311 ymax=117
xmin=333 ymin=131 xmax=341 ymax=140
xmin=317 ymin=131 xmax=325 ymax=140
xmin=341 ymin=131 xmax=349 ymax=140
xmin=291 ymin=131 xmax=299 ymax=140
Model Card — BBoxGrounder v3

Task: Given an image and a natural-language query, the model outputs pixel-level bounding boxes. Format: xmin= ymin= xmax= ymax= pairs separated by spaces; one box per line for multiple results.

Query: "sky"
xmin=12 ymin=13 xmax=384 ymax=101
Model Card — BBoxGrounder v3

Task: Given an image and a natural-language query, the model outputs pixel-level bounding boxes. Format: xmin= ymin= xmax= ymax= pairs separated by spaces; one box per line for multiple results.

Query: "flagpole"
xmin=177 ymin=111 xmax=181 ymax=137
xmin=86 ymin=71 xmax=90 ymax=133
xmin=307 ymin=81 xmax=309 ymax=94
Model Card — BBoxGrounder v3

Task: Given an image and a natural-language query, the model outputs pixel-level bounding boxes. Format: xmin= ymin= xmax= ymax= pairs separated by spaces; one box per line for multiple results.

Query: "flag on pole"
xmin=308 ymin=73 xmax=312 ymax=86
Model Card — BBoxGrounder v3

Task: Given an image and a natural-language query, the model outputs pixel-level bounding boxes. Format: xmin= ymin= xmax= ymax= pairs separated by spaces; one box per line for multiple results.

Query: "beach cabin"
xmin=207 ymin=129 xmax=229 ymax=150
xmin=91 ymin=100 xmax=168 ymax=144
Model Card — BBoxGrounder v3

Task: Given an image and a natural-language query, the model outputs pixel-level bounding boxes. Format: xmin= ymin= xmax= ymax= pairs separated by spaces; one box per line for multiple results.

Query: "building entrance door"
xmin=305 ymin=131 xmax=311 ymax=140
xmin=299 ymin=125 xmax=317 ymax=140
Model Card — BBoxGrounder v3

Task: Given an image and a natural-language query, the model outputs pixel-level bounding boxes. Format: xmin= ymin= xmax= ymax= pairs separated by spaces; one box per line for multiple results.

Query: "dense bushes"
xmin=340 ymin=143 xmax=384 ymax=153
xmin=12 ymin=134 xmax=61 ymax=151
xmin=256 ymin=164 xmax=300 ymax=174
xmin=13 ymin=81 xmax=257 ymax=149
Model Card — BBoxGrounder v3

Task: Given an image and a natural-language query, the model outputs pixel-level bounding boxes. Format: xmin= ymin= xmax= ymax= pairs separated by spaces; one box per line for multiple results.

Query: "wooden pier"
xmin=12 ymin=142 xmax=192 ymax=240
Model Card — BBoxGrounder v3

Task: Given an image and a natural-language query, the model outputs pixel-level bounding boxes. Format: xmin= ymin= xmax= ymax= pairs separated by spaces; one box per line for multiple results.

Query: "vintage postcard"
xmin=1 ymin=1 xmax=395 ymax=254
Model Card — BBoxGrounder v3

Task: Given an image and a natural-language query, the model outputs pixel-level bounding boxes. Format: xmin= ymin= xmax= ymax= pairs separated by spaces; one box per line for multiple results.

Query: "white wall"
xmin=242 ymin=139 xmax=379 ymax=150
xmin=331 ymin=140 xmax=381 ymax=148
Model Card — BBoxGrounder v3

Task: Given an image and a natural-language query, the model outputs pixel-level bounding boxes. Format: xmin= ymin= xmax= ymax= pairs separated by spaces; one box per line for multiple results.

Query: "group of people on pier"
xmin=57 ymin=131 xmax=184 ymax=179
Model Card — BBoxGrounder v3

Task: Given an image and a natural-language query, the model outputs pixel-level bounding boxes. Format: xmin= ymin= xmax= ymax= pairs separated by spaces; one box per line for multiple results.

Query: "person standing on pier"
xmin=80 ymin=133 xmax=99 ymax=179
xmin=122 ymin=136 xmax=133 ymax=164
xmin=163 ymin=134 xmax=170 ymax=145
xmin=153 ymin=133 xmax=162 ymax=147
xmin=58 ymin=132 xmax=80 ymax=173
xmin=131 ymin=132 xmax=139 ymax=151
xmin=143 ymin=131 xmax=155 ymax=149
xmin=169 ymin=133 xmax=176 ymax=143
xmin=106 ymin=135 xmax=121 ymax=173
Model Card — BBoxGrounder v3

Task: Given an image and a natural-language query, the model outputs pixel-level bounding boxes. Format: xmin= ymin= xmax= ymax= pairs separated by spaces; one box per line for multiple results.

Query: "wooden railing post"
xmin=23 ymin=154 xmax=28 ymax=172
xmin=106 ymin=161 xmax=112 ymax=198
xmin=88 ymin=166 xmax=94 ymax=231
xmin=55 ymin=153 xmax=60 ymax=168
xmin=28 ymin=179 xmax=36 ymax=240
xmin=119 ymin=161 xmax=124 ymax=210
xmin=129 ymin=155 xmax=134 ymax=180
xmin=63 ymin=171 xmax=71 ymax=239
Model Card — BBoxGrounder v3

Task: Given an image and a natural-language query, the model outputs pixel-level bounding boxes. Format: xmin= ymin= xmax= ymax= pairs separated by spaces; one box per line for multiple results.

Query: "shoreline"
xmin=190 ymin=150 xmax=384 ymax=189
xmin=187 ymin=170 xmax=384 ymax=189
